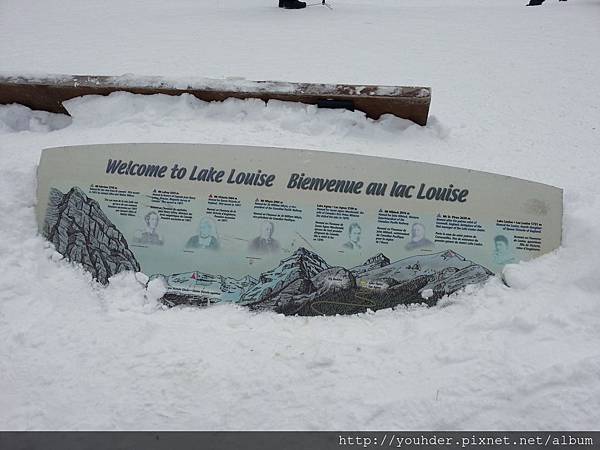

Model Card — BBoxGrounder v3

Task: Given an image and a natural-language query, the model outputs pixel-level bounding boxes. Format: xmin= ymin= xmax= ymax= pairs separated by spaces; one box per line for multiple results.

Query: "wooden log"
xmin=0 ymin=74 xmax=431 ymax=125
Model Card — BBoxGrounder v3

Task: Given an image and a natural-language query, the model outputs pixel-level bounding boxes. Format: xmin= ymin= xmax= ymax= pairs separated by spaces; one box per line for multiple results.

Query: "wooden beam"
xmin=0 ymin=74 xmax=431 ymax=125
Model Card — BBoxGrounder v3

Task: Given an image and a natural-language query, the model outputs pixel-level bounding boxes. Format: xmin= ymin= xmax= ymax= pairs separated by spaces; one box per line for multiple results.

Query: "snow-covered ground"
xmin=1 ymin=0 xmax=599 ymax=430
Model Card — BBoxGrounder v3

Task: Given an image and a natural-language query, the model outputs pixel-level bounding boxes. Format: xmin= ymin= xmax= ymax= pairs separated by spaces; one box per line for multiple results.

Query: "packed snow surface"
xmin=1 ymin=0 xmax=599 ymax=430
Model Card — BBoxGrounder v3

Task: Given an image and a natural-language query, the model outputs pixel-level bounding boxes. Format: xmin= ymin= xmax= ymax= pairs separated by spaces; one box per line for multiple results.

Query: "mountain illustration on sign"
xmin=157 ymin=247 xmax=493 ymax=315
xmin=153 ymin=271 xmax=258 ymax=303
xmin=43 ymin=186 xmax=493 ymax=315
xmin=351 ymin=252 xmax=391 ymax=276
xmin=43 ymin=187 xmax=140 ymax=284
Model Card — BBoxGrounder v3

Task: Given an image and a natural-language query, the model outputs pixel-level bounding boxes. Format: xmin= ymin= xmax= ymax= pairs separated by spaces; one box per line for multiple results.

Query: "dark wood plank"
xmin=0 ymin=74 xmax=431 ymax=125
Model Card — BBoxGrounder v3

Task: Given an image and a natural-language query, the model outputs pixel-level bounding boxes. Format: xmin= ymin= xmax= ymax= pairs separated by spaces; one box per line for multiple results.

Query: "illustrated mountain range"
xmin=157 ymin=247 xmax=493 ymax=315
xmin=43 ymin=187 xmax=139 ymax=284
xmin=44 ymin=186 xmax=493 ymax=315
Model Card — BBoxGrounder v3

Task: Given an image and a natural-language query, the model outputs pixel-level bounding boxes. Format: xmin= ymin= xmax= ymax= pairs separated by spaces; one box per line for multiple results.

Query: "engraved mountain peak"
xmin=43 ymin=187 xmax=140 ymax=284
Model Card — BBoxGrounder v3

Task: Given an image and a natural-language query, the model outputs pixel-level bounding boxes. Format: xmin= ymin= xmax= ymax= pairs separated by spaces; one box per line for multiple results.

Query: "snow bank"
xmin=1 ymin=90 xmax=598 ymax=430
xmin=0 ymin=104 xmax=71 ymax=133
xmin=61 ymin=91 xmax=429 ymax=137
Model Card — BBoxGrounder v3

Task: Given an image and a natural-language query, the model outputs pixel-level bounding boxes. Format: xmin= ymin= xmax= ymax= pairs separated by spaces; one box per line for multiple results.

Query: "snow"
xmin=0 ymin=73 xmax=428 ymax=98
xmin=421 ymin=288 xmax=434 ymax=300
xmin=1 ymin=0 xmax=600 ymax=430
xmin=0 ymin=104 xmax=71 ymax=133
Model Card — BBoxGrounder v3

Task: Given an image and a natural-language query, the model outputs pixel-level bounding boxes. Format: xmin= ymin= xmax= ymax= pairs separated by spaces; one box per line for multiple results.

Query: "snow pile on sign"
xmin=1 ymin=0 xmax=599 ymax=430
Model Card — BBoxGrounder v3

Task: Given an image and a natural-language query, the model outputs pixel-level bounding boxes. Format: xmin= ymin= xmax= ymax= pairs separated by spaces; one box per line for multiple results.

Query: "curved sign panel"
xmin=36 ymin=144 xmax=562 ymax=315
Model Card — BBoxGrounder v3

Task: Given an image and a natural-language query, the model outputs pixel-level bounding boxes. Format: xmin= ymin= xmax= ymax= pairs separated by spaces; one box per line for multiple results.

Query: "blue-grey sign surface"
xmin=36 ymin=143 xmax=563 ymax=315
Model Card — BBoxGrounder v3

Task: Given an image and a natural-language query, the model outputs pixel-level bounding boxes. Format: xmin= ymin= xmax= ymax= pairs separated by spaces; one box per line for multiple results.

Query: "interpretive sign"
xmin=36 ymin=144 xmax=562 ymax=315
